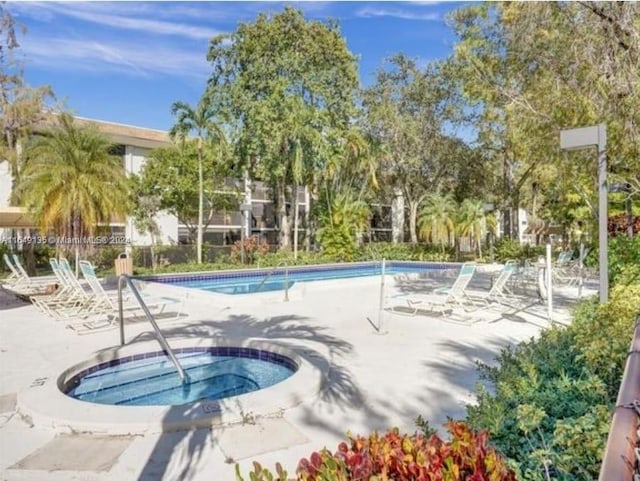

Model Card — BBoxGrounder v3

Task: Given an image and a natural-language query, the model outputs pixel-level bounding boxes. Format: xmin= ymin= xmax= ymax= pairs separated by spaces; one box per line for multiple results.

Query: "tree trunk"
xmin=304 ymin=186 xmax=311 ymax=251
xmin=196 ymin=139 xmax=204 ymax=264
xmin=293 ymin=184 xmax=299 ymax=259
xmin=277 ymin=182 xmax=290 ymax=249
xmin=626 ymin=184 xmax=633 ymax=238
xmin=22 ymin=228 xmax=37 ymax=276
xmin=409 ymin=201 xmax=419 ymax=244
xmin=503 ymin=156 xmax=514 ymax=239
xmin=150 ymin=232 xmax=157 ymax=272
xmin=391 ymin=188 xmax=405 ymax=244
xmin=513 ymin=190 xmax=520 ymax=243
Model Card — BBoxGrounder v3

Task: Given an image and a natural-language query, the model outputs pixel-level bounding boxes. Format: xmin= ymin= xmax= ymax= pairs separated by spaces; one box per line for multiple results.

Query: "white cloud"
xmin=21 ymin=35 xmax=210 ymax=79
xmin=356 ymin=7 xmax=440 ymax=21
xmin=10 ymin=2 xmax=224 ymax=40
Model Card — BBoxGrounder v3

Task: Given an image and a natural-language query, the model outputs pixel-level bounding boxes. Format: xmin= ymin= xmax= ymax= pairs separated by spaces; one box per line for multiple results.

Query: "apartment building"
xmin=0 ymin=116 xmax=320 ymax=246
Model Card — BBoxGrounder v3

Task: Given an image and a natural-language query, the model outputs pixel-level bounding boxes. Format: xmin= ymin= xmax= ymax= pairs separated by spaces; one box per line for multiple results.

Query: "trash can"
xmin=114 ymin=252 xmax=133 ymax=276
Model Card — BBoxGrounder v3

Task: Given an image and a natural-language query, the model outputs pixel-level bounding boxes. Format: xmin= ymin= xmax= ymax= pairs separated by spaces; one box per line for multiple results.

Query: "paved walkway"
xmin=0 ymin=269 xmax=596 ymax=481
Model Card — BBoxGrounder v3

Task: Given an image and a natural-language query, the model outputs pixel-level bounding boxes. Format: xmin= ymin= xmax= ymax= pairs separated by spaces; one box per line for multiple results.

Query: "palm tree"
xmin=19 ymin=113 xmax=130 ymax=251
xmin=418 ymin=192 xmax=456 ymax=253
xmin=170 ymin=98 xmax=225 ymax=264
xmin=456 ymin=199 xmax=486 ymax=258
xmin=317 ymin=191 xmax=370 ymax=261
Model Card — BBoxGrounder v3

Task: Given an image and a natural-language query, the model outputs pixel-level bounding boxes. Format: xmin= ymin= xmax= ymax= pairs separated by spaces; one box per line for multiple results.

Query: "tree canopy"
xmin=206 ymin=6 xmax=360 ymax=248
xmin=18 ymin=114 xmax=130 ymax=238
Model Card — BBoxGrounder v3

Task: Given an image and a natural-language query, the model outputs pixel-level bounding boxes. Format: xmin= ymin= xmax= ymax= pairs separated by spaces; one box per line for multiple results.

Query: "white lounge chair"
xmin=2 ymin=254 xmax=57 ymax=295
xmin=78 ymin=260 xmax=185 ymax=322
xmin=464 ymin=260 xmax=518 ymax=308
xmin=390 ymin=262 xmax=477 ymax=317
xmin=30 ymin=259 xmax=96 ymax=320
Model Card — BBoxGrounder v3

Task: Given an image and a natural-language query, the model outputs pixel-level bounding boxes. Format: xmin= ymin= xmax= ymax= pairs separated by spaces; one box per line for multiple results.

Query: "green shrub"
xmin=357 ymin=242 xmax=453 ymax=262
xmin=493 ymin=239 xmax=545 ymax=263
xmin=317 ymin=223 xmax=358 ymax=261
xmin=608 ymin=235 xmax=640 ymax=285
xmin=572 ymin=281 xmax=640 ymax=398
xmin=466 ymin=271 xmax=640 ymax=480
xmin=32 ymin=244 xmax=55 ymax=269
xmin=89 ymin=246 xmax=124 ymax=270
xmin=133 ymin=261 xmax=234 ymax=276
xmin=236 ymin=422 xmax=517 ymax=481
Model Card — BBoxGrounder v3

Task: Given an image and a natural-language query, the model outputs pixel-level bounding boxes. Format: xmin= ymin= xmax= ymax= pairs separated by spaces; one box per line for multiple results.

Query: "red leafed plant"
xmin=235 ymin=421 xmax=517 ymax=481
xmin=230 ymin=235 xmax=269 ymax=264
xmin=295 ymin=422 xmax=517 ymax=481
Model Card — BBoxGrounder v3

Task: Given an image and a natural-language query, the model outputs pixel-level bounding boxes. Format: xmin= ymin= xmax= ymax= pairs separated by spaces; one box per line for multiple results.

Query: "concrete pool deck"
xmin=0 ymin=267 xmax=597 ymax=480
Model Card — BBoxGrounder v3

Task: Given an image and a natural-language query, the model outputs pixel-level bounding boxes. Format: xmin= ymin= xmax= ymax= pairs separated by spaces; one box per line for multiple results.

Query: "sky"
xmin=8 ymin=1 xmax=467 ymax=132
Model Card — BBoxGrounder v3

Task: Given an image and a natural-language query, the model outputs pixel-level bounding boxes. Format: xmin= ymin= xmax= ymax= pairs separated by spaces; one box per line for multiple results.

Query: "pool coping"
xmin=18 ymin=337 xmax=324 ymax=435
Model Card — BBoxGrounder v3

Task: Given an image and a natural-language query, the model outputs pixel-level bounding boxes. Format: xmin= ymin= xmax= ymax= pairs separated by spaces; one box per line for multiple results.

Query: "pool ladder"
xmin=117 ymin=275 xmax=187 ymax=383
xmin=256 ymin=262 xmax=289 ymax=301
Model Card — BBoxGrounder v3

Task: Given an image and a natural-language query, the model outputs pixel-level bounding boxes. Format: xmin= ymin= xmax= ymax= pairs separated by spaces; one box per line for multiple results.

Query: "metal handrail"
xmin=256 ymin=262 xmax=289 ymax=301
xmin=117 ymin=275 xmax=187 ymax=383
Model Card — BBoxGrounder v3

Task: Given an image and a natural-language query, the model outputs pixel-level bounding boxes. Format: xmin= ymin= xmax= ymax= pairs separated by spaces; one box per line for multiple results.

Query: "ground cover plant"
xmin=236 ymin=422 xmax=517 ymax=481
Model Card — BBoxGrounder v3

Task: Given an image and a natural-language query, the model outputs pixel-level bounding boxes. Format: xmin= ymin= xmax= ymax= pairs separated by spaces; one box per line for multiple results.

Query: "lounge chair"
xmin=464 ymin=260 xmax=518 ymax=308
xmin=1 ymin=253 xmax=20 ymax=285
xmin=389 ymin=262 xmax=477 ymax=317
xmin=552 ymin=248 xmax=591 ymax=288
xmin=78 ymin=260 xmax=185 ymax=322
xmin=1 ymin=254 xmax=56 ymax=295
xmin=30 ymin=259 xmax=96 ymax=320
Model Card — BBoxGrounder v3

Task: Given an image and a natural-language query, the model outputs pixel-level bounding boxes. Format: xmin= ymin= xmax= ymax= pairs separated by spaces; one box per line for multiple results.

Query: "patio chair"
xmin=30 ymin=259 xmax=96 ymax=320
xmin=78 ymin=260 xmax=185 ymax=322
xmin=555 ymin=250 xmax=574 ymax=267
xmin=1 ymin=253 xmax=20 ymax=285
xmin=464 ymin=260 xmax=518 ymax=308
xmin=389 ymin=262 xmax=477 ymax=317
xmin=1 ymin=253 xmax=56 ymax=295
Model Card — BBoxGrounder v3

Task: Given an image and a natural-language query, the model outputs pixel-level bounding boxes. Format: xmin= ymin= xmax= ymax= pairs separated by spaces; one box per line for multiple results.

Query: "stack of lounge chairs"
xmin=2 ymin=254 xmax=58 ymax=296
xmin=2 ymin=254 xmax=184 ymax=332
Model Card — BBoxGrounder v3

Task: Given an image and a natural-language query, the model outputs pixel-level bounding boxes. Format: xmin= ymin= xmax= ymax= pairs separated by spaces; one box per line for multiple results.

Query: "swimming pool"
xmin=63 ymin=347 xmax=297 ymax=406
xmin=142 ymin=261 xmax=456 ymax=295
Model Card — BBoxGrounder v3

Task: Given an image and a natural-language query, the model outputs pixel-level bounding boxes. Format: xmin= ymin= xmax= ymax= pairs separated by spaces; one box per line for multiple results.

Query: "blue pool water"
xmin=64 ymin=348 xmax=297 ymax=406
xmin=145 ymin=262 xmax=454 ymax=295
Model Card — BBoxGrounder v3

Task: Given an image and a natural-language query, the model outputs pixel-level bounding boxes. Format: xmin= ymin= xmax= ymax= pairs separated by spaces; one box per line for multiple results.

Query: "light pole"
xmin=560 ymin=124 xmax=608 ymax=303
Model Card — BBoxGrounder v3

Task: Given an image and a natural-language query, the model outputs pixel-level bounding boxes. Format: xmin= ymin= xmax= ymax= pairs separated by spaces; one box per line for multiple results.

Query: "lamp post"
xmin=560 ymin=124 xmax=608 ymax=303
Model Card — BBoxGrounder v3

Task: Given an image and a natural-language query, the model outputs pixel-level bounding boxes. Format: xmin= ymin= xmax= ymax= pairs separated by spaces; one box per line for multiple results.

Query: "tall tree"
xmin=170 ymin=98 xmax=226 ymax=264
xmin=456 ymin=199 xmax=487 ymax=258
xmin=0 ymin=3 xmax=53 ymax=194
xmin=448 ymin=2 xmax=640 ymax=240
xmin=418 ymin=193 xmax=456 ymax=253
xmin=206 ymin=7 xmax=359 ymax=249
xmin=363 ymin=55 xmax=461 ymax=244
xmin=313 ymin=126 xmax=379 ymax=254
xmin=135 ymin=141 xmax=237 ymax=250
xmin=18 ymin=114 xmax=130 ymax=248
xmin=0 ymin=4 xmax=54 ymax=274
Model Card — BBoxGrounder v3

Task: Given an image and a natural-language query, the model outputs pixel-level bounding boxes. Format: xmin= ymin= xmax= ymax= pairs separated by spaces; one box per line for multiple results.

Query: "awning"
xmin=0 ymin=206 xmax=37 ymax=228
